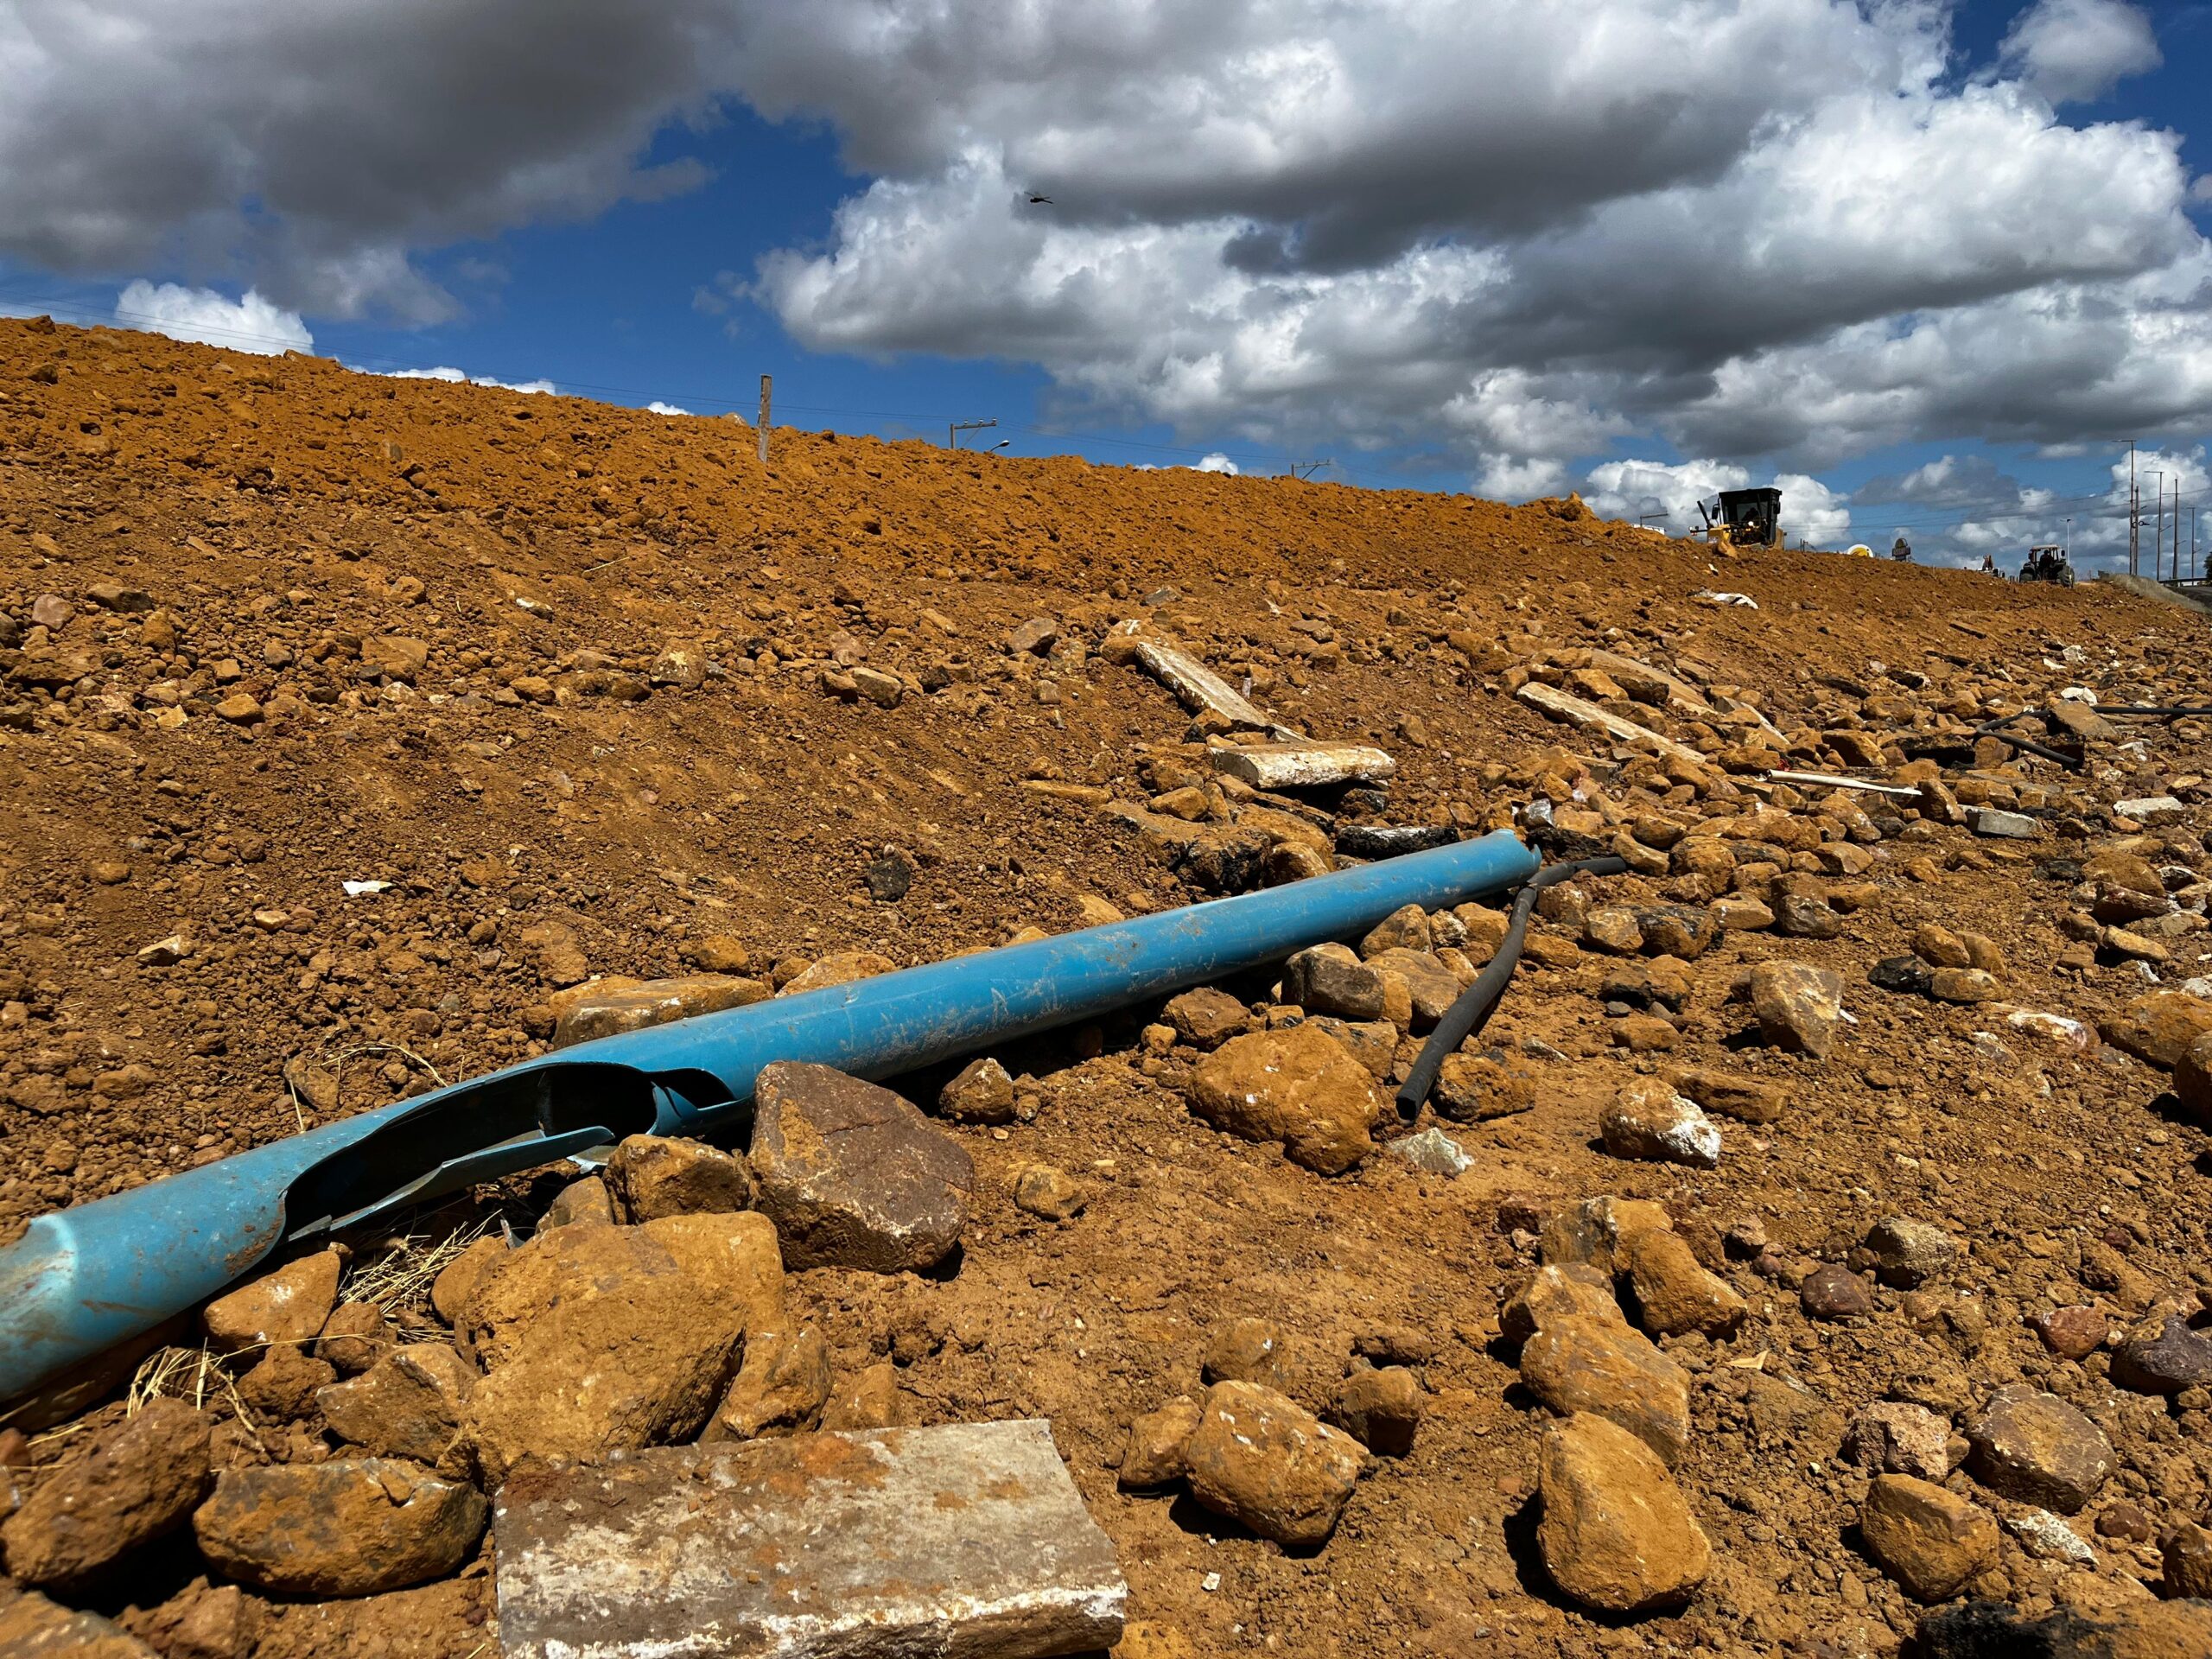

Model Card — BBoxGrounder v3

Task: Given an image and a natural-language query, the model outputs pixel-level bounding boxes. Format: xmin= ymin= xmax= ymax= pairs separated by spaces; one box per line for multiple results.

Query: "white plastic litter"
xmin=342 ymin=880 xmax=392 ymax=897
xmin=1694 ymin=589 xmax=1758 ymax=607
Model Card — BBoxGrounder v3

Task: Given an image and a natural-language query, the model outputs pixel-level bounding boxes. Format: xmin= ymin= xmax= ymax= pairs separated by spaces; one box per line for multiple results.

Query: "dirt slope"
xmin=1 ymin=315 xmax=2209 ymax=1658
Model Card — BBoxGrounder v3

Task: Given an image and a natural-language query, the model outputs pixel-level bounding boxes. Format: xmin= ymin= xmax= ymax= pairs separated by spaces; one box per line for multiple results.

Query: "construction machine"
xmin=2018 ymin=544 xmax=2075 ymax=587
xmin=1697 ymin=486 xmax=1782 ymax=551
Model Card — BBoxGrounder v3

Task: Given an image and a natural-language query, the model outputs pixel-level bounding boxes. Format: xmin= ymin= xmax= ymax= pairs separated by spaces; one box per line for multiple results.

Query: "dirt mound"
xmin=3 ymin=316 xmax=2210 ymax=1656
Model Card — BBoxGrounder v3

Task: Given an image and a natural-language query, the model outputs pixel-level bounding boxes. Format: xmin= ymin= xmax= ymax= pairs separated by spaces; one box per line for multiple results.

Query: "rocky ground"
xmin=1 ymin=315 xmax=2210 ymax=1657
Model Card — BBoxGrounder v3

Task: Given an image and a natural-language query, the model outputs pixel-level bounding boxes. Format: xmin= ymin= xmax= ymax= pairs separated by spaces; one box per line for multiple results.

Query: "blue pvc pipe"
xmin=0 ymin=830 xmax=1537 ymax=1410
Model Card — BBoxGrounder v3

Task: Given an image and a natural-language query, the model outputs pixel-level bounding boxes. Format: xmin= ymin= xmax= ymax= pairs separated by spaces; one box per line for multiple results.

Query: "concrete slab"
xmin=1128 ymin=636 xmax=1297 ymax=736
xmin=1516 ymin=683 xmax=1707 ymax=766
xmin=1210 ymin=741 xmax=1395 ymax=789
xmin=493 ymin=1420 xmax=1127 ymax=1659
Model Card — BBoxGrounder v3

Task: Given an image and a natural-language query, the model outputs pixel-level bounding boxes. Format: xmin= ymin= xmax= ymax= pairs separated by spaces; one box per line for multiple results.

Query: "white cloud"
xmin=1775 ymin=472 xmax=1852 ymax=548
xmin=375 ymin=365 xmax=558 ymax=395
xmin=1998 ymin=0 xmax=2160 ymax=105
xmin=112 ymin=281 xmax=313 ymax=355
xmin=1192 ymin=452 xmax=1237 ymax=474
xmin=646 ymin=400 xmax=690 ymax=416
xmin=1583 ymin=459 xmax=1751 ymax=529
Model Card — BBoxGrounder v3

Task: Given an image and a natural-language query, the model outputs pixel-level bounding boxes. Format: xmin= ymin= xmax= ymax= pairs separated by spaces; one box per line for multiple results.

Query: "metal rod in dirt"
xmin=0 ymin=830 xmax=1540 ymax=1415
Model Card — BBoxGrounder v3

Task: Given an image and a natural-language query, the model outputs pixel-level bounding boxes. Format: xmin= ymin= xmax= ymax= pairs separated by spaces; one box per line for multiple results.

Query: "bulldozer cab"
xmin=2018 ymin=545 xmax=2075 ymax=587
xmin=1700 ymin=487 xmax=1782 ymax=550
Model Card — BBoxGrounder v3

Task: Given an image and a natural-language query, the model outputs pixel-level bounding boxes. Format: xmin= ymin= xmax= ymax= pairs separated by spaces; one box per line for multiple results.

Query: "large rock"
xmin=1750 ymin=962 xmax=1847 ymax=1057
xmin=429 ymin=1237 xmax=511 ymax=1325
xmin=1431 ymin=1051 xmax=1537 ymax=1122
xmin=192 ymin=1459 xmax=486 ymax=1597
xmin=1501 ymin=1263 xmax=1624 ymax=1347
xmin=1907 ymin=1598 xmax=2212 ymax=1659
xmin=1364 ymin=948 xmax=1464 ymax=1028
xmin=2111 ymin=1308 xmax=2212 ymax=1395
xmin=316 ymin=1345 xmax=475 ymax=1467
xmin=702 ymin=1326 xmax=832 ymax=1442
xmin=1599 ymin=1077 xmax=1720 ymax=1168
xmin=1118 ymin=1395 xmax=1205 ymax=1490
xmin=1618 ymin=1228 xmax=1746 ymax=1338
xmin=1281 ymin=944 xmax=1391 ymax=1023
xmin=1536 ymin=1414 xmax=1711 ymax=1614
xmin=201 ymin=1249 xmax=341 ymax=1354
xmin=1538 ymin=1195 xmax=1673 ymax=1279
xmin=1519 ymin=1315 xmax=1692 ymax=1466
xmin=1160 ymin=988 xmax=1252 ymax=1049
xmin=1859 ymin=1474 xmax=1998 ymax=1602
xmin=0 ymin=1400 xmax=211 ymax=1586
xmin=748 ymin=1063 xmax=973 ymax=1272
xmin=1844 ymin=1401 xmax=1951 ymax=1481
xmin=1186 ymin=1026 xmax=1382 ymax=1175
xmin=777 ymin=951 xmax=897 ymax=998
xmin=1183 ymin=1381 xmax=1366 ymax=1548
xmin=0 ymin=1586 xmax=159 ymax=1657
xmin=937 ymin=1057 xmax=1017 ymax=1124
xmin=460 ymin=1211 xmax=785 ymax=1484
xmin=1325 ymin=1366 xmax=1422 ymax=1458
xmin=550 ymin=974 xmax=769 ymax=1048
xmin=1962 ymin=1385 xmax=2111 ymax=1514
xmin=1669 ymin=1067 xmax=1785 ymax=1124
xmin=2099 ymin=991 xmax=2212 ymax=1071
xmin=1866 ymin=1216 xmax=1956 ymax=1287
xmin=604 ymin=1134 xmax=753 ymax=1222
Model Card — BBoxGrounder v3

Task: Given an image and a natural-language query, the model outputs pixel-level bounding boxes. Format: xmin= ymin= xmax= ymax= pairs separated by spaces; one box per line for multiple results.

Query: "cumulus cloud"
xmin=1192 ymin=452 xmax=1238 ymax=474
xmin=1581 ymin=459 xmax=1850 ymax=547
xmin=646 ymin=400 xmax=691 ymax=416
xmin=113 ymin=282 xmax=313 ymax=354
xmin=372 ymin=365 xmax=558 ymax=395
xmin=1997 ymin=0 xmax=2160 ymax=105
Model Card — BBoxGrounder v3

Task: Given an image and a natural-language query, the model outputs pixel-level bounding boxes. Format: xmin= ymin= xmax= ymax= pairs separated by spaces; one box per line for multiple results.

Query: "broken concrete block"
xmin=1128 ymin=634 xmax=1294 ymax=734
xmin=1515 ymin=682 xmax=1706 ymax=766
xmin=1965 ymin=806 xmax=2037 ymax=839
xmin=1209 ymin=741 xmax=1395 ymax=790
xmin=494 ymin=1421 xmax=1127 ymax=1659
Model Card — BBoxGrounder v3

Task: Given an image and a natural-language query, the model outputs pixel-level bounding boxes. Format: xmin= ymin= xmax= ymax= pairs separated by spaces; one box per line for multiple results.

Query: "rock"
xmin=748 ymin=1063 xmax=974 ymax=1272
xmin=1007 ymin=616 xmax=1058 ymax=654
xmin=1800 ymin=1264 xmax=1874 ymax=1320
xmin=2163 ymin=1520 xmax=2212 ymax=1599
xmin=2098 ymin=991 xmax=2212 ymax=1071
xmin=550 ymin=975 xmax=768 ymax=1047
xmin=237 ymin=1344 xmax=336 ymax=1422
xmin=1907 ymin=1599 xmax=2212 ymax=1657
xmin=1962 ymin=1385 xmax=2111 ymax=1514
xmin=1845 ymin=1401 xmax=1952 ymax=1481
xmin=1013 ymin=1163 xmax=1085 ymax=1220
xmin=1360 ymin=905 xmax=1432 ymax=957
xmin=1750 ymin=961 xmax=1847 ymax=1057
xmin=820 ymin=1363 xmax=909 ymax=1432
xmin=1966 ymin=806 xmax=2037 ymax=839
xmin=460 ymin=1212 xmax=785 ymax=1485
xmin=429 ymin=1237 xmax=510 ymax=1326
xmin=0 ymin=1586 xmax=161 ymax=1656
xmin=1183 ymin=1382 xmax=1366 ymax=1548
xmin=213 ymin=693 xmax=262 ymax=725
xmin=1774 ymin=891 xmax=1845 ymax=938
xmin=1119 ymin=1395 xmax=1205 ymax=1490
xmin=938 ymin=1056 xmax=1017 ymax=1124
xmin=1161 ymin=987 xmax=1252 ymax=1049
xmin=2005 ymin=1509 xmax=2094 ymax=1565
xmin=1186 ymin=1026 xmax=1382 ymax=1175
xmin=361 ymin=634 xmax=429 ymax=681
xmin=192 ymin=1459 xmax=486 ymax=1598
xmin=539 ymin=1174 xmax=614 ymax=1230
xmin=1325 ymin=1366 xmax=1422 ymax=1457
xmin=1859 ymin=1475 xmax=1999 ymax=1602
xmin=201 ymin=1249 xmax=342 ymax=1355
xmin=1365 ymin=948 xmax=1465 ymax=1027
xmin=685 ymin=934 xmax=753 ymax=975
xmin=1535 ymin=1413 xmax=1711 ymax=1614
xmin=1203 ymin=1317 xmax=1290 ymax=1389
xmin=2111 ymin=1308 xmax=2212 ymax=1395
xmin=1386 ymin=1126 xmax=1471 ymax=1177
xmin=1502 ymin=1263 xmax=1624 ymax=1346
xmin=1538 ymin=1196 xmax=1674 ymax=1278
xmin=1599 ymin=1077 xmax=1720 ymax=1168
xmin=703 ymin=1326 xmax=832 ymax=1442
xmin=2116 ymin=794 xmax=2187 ymax=822
xmin=1519 ymin=1315 xmax=1692 ymax=1466
xmin=1281 ymin=944 xmax=1390 ymax=1023
xmin=0 ymin=1400 xmax=212 ymax=1586
xmin=1669 ymin=1067 xmax=1785 ymax=1124
xmin=604 ymin=1134 xmax=753 ymax=1222
xmin=315 ymin=1301 xmax=395 ymax=1376
xmin=492 ymin=1421 xmax=1126 ymax=1659
xmin=1431 ymin=1051 xmax=1536 ymax=1122
xmin=1866 ymin=1216 xmax=1957 ymax=1288
xmin=1582 ymin=906 xmax=1645 ymax=955
xmin=2033 ymin=1306 xmax=2111 ymax=1361
xmin=849 ymin=666 xmax=903 ymax=708
xmin=316 ymin=1344 xmax=474 ymax=1466
xmin=1618 ymin=1229 xmax=1746 ymax=1338
xmin=778 ymin=950 xmax=898 ymax=998
xmin=29 ymin=594 xmax=73 ymax=629
xmin=2175 ymin=1032 xmax=2212 ymax=1126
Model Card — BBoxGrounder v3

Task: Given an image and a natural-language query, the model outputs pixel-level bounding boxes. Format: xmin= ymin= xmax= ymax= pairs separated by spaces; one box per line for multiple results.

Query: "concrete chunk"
xmin=1516 ymin=683 xmax=1706 ymax=766
xmin=493 ymin=1421 xmax=1127 ymax=1659
xmin=1965 ymin=805 xmax=2037 ymax=839
xmin=1210 ymin=741 xmax=1395 ymax=789
xmin=1128 ymin=634 xmax=1296 ymax=735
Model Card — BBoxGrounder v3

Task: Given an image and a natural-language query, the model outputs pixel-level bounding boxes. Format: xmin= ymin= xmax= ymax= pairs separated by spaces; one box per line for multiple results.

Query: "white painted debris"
xmin=1766 ymin=771 xmax=1921 ymax=798
xmin=1387 ymin=1127 xmax=1472 ymax=1178
xmin=494 ymin=1421 xmax=1128 ymax=1659
xmin=1210 ymin=741 xmax=1395 ymax=790
xmin=1693 ymin=590 xmax=1758 ymax=607
xmin=2005 ymin=1509 xmax=2094 ymax=1566
xmin=1121 ymin=627 xmax=1297 ymax=737
xmin=2116 ymin=795 xmax=2186 ymax=823
xmin=1965 ymin=806 xmax=2038 ymax=839
xmin=2059 ymin=686 xmax=2097 ymax=702
xmin=2000 ymin=1008 xmax=2097 ymax=1052
xmin=342 ymin=880 xmax=393 ymax=897
xmin=1516 ymin=682 xmax=1707 ymax=766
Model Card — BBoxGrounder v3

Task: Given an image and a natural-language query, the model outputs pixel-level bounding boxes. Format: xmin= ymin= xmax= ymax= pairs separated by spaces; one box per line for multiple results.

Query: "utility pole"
xmin=1287 ymin=459 xmax=1332 ymax=480
xmin=757 ymin=375 xmax=771 ymax=467
xmin=948 ymin=419 xmax=996 ymax=450
xmin=2152 ymin=471 xmax=2164 ymax=582
xmin=2129 ymin=441 xmax=2138 ymax=575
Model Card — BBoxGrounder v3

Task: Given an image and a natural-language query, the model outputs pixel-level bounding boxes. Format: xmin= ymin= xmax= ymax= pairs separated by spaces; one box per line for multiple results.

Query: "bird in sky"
xmin=1027 ymin=194 xmax=1053 ymax=205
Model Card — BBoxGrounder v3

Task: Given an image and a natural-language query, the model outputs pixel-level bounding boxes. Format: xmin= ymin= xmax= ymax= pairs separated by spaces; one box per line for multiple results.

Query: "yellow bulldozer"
xmin=1696 ymin=486 xmax=1782 ymax=552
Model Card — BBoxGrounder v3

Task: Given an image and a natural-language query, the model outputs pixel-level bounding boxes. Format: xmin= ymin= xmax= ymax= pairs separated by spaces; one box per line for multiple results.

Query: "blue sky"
xmin=5 ymin=0 xmax=2212 ymax=568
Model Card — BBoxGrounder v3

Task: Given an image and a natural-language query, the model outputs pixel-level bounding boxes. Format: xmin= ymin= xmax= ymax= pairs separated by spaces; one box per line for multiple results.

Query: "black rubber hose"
xmin=1964 ymin=709 xmax=2081 ymax=770
xmin=1394 ymin=853 xmax=1628 ymax=1120
xmin=2091 ymin=705 xmax=2212 ymax=718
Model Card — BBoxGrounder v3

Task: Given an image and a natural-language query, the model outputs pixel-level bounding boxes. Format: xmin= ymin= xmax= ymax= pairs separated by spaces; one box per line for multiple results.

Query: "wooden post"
xmin=758 ymin=375 xmax=771 ymax=466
